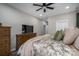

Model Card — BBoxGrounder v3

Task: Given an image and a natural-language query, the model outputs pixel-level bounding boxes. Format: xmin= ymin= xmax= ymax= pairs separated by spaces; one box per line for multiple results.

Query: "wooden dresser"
xmin=0 ymin=26 xmax=11 ymax=56
xmin=16 ymin=33 xmax=36 ymax=50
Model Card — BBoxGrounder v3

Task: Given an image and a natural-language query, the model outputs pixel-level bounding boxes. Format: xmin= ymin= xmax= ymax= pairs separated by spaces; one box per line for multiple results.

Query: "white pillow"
xmin=74 ymin=36 xmax=79 ymax=50
xmin=63 ymin=27 xmax=79 ymax=45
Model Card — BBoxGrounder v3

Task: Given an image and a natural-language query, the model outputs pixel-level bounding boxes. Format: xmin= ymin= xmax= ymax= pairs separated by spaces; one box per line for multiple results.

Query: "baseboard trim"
xmin=11 ymin=48 xmax=16 ymax=52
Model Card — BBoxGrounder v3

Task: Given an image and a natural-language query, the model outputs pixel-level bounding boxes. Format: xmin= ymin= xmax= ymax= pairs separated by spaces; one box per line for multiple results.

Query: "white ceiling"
xmin=8 ymin=3 xmax=79 ymax=20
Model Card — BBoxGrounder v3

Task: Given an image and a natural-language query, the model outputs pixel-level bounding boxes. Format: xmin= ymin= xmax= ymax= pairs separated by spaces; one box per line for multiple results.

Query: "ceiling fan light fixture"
xmin=65 ymin=6 xmax=70 ymax=9
xmin=40 ymin=14 xmax=42 ymax=16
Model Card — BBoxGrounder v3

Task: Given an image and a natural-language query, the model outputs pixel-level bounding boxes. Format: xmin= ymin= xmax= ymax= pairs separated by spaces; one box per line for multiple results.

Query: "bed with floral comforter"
xmin=17 ymin=34 xmax=79 ymax=56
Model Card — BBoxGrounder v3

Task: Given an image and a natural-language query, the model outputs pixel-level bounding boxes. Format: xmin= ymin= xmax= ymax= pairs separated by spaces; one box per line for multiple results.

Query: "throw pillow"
xmin=53 ymin=31 xmax=59 ymax=40
xmin=63 ymin=27 xmax=79 ymax=45
xmin=53 ymin=30 xmax=64 ymax=41
xmin=74 ymin=36 xmax=79 ymax=50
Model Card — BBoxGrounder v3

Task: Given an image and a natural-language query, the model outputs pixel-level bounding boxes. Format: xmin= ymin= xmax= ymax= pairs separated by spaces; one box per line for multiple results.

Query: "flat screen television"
xmin=22 ymin=25 xmax=33 ymax=34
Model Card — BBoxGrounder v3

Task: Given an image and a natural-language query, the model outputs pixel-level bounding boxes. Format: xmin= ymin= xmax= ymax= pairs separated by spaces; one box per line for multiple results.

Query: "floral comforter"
xmin=17 ymin=34 xmax=79 ymax=56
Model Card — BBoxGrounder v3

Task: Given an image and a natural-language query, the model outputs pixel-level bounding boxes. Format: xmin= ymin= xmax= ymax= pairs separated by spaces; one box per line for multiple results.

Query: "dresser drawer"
xmin=0 ymin=39 xmax=9 ymax=43
xmin=0 ymin=27 xmax=10 ymax=31
xmin=0 ymin=37 xmax=10 ymax=40
xmin=0 ymin=31 xmax=10 ymax=35
xmin=0 ymin=50 xmax=10 ymax=56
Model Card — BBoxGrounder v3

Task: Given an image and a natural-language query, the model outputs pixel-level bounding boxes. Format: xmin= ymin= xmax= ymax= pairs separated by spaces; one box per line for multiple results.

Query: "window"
xmin=56 ymin=20 xmax=69 ymax=31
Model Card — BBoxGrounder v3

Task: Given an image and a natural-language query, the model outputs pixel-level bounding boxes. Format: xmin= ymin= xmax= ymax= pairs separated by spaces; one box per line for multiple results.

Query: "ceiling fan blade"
xmin=44 ymin=9 xmax=46 ymax=12
xmin=33 ymin=4 xmax=43 ymax=7
xmin=46 ymin=3 xmax=54 ymax=6
xmin=36 ymin=8 xmax=42 ymax=11
xmin=46 ymin=7 xmax=54 ymax=9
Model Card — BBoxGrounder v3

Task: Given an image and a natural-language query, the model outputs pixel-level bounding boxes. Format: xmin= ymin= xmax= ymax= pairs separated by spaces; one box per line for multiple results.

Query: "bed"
xmin=17 ymin=34 xmax=79 ymax=56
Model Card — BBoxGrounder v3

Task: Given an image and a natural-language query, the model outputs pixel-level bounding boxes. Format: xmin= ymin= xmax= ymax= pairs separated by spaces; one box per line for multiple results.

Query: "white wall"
xmin=0 ymin=4 xmax=44 ymax=51
xmin=47 ymin=12 xmax=76 ymax=35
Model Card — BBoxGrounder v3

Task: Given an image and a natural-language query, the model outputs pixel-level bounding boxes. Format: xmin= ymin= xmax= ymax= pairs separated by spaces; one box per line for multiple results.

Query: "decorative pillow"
xmin=74 ymin=36 xmax=79 ymax=50
xmin=63 ymin=27 xmax=79 ymax=45
xmin=53 ymin=30 xmax=64 ymax=41
xmin=57 ymin=30 xmax=64 ymax=41
xmin=53 ymin=31 xmax=59 ymax=39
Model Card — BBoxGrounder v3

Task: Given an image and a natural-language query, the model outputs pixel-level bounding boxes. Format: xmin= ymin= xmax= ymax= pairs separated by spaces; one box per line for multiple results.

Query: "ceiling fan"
xmin=33 ymin=3 xmax=54 ymax=13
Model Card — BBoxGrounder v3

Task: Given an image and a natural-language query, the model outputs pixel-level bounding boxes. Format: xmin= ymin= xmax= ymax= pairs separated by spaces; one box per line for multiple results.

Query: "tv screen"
xmin=22 ymin=25 xmax=33 ymax=34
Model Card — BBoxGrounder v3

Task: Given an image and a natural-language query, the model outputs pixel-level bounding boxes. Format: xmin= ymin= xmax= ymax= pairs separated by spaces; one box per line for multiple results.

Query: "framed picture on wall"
xmin=22 ymin=24 xmax=33 ymax=34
